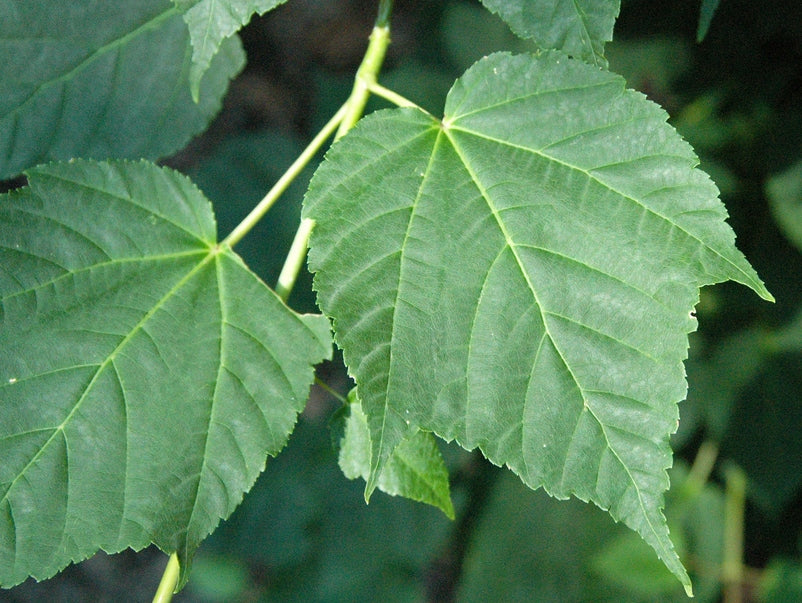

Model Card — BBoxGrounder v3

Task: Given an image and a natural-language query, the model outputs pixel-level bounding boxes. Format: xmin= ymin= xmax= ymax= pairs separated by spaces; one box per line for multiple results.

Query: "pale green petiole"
xmin=368 ymin=81 xmax=424 ymax=111
xmin=335 ymin=22 xmax=392 ymax=140
xmin=222 ymin=101 xmax=349 ymax=250
xmin=274 ymin=18 xmax=396 ymax=303
xmin=275 ymin=216 xmax=315 ymax=302
xmin=152 ymin=553 xmax=179 ymax=603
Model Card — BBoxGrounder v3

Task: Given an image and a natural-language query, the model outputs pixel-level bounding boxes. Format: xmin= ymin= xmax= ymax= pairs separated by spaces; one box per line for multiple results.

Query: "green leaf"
xmin=0 ymin=1 xmax=244 ymax=180
xmin=335 ymin=390 xmax=454 ymax=518
xmin=304 ymin=51 xmax=772 ymax=594
xmin=479 ymin=0 xmax=620 ymax=67
xmin=0 ymin=160 xmax=331 ymax=588
xmin=173 ymin=0 xmax=287 ymax=101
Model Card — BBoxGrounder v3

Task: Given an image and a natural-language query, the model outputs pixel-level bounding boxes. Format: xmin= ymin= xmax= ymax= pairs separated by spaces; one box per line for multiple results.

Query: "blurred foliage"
xmin=3 ymin=0 xmax=801 ymax=600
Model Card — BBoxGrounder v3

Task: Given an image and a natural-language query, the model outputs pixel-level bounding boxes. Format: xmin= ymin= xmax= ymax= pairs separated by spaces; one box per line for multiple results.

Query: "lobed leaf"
xmin=0 ymin=160 xmax=331 ymax=588
xmin=305 ymin=51 xmax=771 ymax=594
xmin=0 ymin=1 xmax=244 ymax=179
xmin=479 ymin=0 xmax=620 ymax=67
xmin=173 ymin=0 xmax=287 ymax=101
xmin=335 ymin=390 xmax=454 ymax=518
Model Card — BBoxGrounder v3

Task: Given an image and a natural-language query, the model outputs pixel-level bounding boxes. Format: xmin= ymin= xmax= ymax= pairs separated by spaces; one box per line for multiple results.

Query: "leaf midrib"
xmin=449 ymin=124 xmax=759 ymax=290
xmin=368 ymin=126 xmax=446 ymax=491
xmin=0 ymin=247 xmax=221 ymax=513
xmin=442 ymin=125 xmax=675 ymax=563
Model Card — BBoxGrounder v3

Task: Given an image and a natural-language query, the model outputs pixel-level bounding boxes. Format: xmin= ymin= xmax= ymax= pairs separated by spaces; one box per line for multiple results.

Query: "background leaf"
xmin=0 ymin=1 xmax=244 ymax=179
xmin=305 ymin=51 xmax=771 ymax=593
xmin=766 ymin=160 xmax=802 ymax=254
xmin=0 ymin=160 xmax=331 ymax=587
xmin=334 ymin=390 xmax=454 ymax=518
xmin=186 ymin=415 xmax=455 ymax=602
xmin=173 ymin=0 xmax=287 ymax=101
xmin=479 ymin=0 xmax=620 ymax=66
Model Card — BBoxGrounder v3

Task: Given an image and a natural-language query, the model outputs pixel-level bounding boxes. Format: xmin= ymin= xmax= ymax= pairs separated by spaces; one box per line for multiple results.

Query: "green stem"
xmin=275 ymin=217 xmax=314 ymax=302
xmin=722 ymin=465 xmax=747 ymax=603
xmin=152 ymin=553 xmax=180 ymax=603
xmin=314 ymin=376 xmax=348 ymax=404
xmin=680 ymin=440 xmax=719 ymax=501
xmin=222 ymin=102 xmax=349 ymax=249
xmin=369 ymin=81 xmax=424 ymax=110
xmin=335 ymin=21 xmax=392 ymax=140
xmin=376 ymin=0 xmax=393 ymax=27
xmin=274 ymin=12 xmax=394 ymax=301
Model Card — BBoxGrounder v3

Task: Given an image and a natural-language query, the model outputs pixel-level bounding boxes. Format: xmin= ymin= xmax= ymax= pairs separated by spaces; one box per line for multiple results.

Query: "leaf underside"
xmin=479 ymin=0 xmax=620 ymax=67
xmin=305 ymin=51 xmax=771 ymax=594
xmin=0 ymin=160 xmax=331 ymax=588
xmin=0 ymin=1 xmax=244 ymax=179
xmin=173 ymin=0 xmax=288 ymax=101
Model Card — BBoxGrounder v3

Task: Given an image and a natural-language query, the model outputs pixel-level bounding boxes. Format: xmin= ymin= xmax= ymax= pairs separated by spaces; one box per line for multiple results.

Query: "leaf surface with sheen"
xmin=0 ymin=160 xmax=331 ymax=588
xmin=479 ymin=0 xmax=619 ymax=66
xmin=0 ymin=1 xmax=243 ymax=179
xmin=304 ymin=52 xmax=771 ymax=594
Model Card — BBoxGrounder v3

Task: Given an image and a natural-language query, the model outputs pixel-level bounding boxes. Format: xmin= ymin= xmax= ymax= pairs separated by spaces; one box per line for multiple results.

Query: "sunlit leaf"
xmin=479 ymin=0 xmax=619 ymax=66
xmin=305 ymin=52 xmax=771 ymax=594
xmin=0 ymin=1 xmax=243 ymax=179
xmin=0 ymin=160 xmax=331 ymax=588
xmin=173 ymin=0 xmax=287 ymax=101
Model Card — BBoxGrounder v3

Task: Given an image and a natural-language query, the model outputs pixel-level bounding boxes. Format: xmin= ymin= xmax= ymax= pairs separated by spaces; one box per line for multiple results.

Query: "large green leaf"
xmin=0 ymin=160 xmax=331 ymax=587
xmin=0 ymin=1 xmax=244 ymax=179
xmin=304 ymin=52 xmax=771 ymax=593
xmin=173 ymin=0 xmax=287 ymax=101
xmin=479 ymin=0 xmax=619 ymax=66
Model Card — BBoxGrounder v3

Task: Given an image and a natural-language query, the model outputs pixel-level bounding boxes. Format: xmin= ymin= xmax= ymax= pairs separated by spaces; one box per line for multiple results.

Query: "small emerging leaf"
xmin=0 ymin=160 xmax=331 ymax=588
xmin=173 ymin=0 xmax=287 ymax=101
xmin=335 ymin=390 xmax=454 ymax=518
xmin=479 ymin=0 xmax=620 ymax=67
xmin=305 ymin=51 xmax=771 ymax=595
xmin=0 ymin=1 xmax=244 ymax=179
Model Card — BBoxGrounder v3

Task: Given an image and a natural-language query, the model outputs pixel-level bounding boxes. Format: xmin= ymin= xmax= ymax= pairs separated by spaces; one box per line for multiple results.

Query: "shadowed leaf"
xmin=0 ymin=160 xmax=331 ymax=588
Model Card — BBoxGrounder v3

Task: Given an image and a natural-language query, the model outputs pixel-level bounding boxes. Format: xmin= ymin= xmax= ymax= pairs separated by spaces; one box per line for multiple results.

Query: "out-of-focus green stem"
xmin=152 ymin=553 xmax=179 ymax=603
xmin=679 ymin=440 xmax=719 ymax=501
xmin=376 ymin=0 xmax=393 ymax=27
xmin=722 ymin=466 xmax=747 ymax=603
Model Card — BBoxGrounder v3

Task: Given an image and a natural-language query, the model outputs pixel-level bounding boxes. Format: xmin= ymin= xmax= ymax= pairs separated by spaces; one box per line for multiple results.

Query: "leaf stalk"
xmin=223 ymin=102 xmax=349 ymax=249
xmin=152 ymin=553 xmax=180 ymax=603
xmin=275 ymin=16 xmax=394 ymax=302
